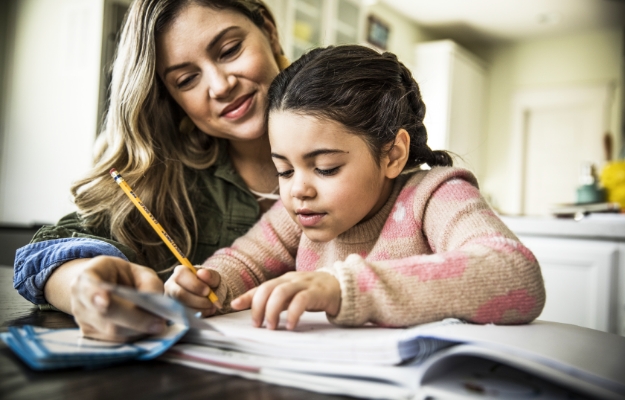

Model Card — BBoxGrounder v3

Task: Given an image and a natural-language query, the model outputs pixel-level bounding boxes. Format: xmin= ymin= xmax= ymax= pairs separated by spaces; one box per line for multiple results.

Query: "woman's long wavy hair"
xmin=267 ymin=45 xmax=452 ymax=171
xmin=71 ymin=0 xmax=277 ymax=271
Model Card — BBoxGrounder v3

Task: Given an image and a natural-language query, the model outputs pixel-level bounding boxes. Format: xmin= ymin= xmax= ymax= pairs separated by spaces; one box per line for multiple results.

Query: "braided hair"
xmin=267 ymin=45 xmax=452 ymax=170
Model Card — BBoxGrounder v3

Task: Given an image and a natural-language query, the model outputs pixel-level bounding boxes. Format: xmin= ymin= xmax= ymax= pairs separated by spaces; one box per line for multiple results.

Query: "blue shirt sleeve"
xmin=13 ymin=238 xmax=129 ymax=305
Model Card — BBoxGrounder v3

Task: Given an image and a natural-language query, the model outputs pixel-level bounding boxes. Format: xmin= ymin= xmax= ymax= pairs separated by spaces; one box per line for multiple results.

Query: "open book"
xmin=163 ymin=310 xmax=625 ymax=400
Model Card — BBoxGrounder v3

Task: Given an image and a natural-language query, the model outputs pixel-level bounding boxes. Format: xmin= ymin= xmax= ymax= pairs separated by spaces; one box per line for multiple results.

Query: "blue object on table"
xmin=1 ymin=286 xmax=190 ymax=370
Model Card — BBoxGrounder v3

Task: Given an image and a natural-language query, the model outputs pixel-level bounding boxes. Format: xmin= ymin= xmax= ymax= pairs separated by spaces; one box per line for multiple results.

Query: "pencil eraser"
xmin=110 ymin=168 xmax=117 ymax=175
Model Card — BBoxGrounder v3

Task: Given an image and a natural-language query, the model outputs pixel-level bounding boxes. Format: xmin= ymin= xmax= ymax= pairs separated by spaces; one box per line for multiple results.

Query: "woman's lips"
xmin=297 ymin=212 xmax=325 ymax=227
xmin=221 ymin=93 xmax=254 ymax=120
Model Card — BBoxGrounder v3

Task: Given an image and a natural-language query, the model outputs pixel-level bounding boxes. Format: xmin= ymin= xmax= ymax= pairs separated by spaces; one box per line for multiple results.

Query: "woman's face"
xmin=156 ymin=4 xmax=281 ymax=141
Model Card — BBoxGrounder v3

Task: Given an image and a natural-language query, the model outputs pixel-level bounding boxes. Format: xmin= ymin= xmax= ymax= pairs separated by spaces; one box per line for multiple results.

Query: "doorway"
xmin=510 ymin=84 xmax=614 ymax=215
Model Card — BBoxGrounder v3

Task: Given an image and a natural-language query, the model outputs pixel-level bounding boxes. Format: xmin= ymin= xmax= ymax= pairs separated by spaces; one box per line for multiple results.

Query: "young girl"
xmin=165 ymin=45 xmax=546 ymax=330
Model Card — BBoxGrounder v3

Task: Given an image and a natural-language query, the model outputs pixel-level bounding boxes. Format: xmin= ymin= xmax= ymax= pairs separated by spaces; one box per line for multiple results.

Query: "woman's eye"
xmin=221 ymin=42 xmax=242 ymax=59
xmin=176 ymin=74 xmax=197 ymax=89
xmin=316 ymin=167 xmax=340 ymax=176
xmin=276 ymin=170 xmax=294 ymax=178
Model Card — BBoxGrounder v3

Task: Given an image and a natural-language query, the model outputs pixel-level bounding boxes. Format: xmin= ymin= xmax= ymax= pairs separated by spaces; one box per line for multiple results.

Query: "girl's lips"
xmin=297 ymin=213 xmax=325 ymax=227
xmin=221 ymin=93 xmax=254 ymax=120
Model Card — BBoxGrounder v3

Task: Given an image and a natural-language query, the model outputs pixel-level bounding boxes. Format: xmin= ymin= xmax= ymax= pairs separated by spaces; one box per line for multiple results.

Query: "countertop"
xmin=500 ymin=214 xmax=625 ymax=241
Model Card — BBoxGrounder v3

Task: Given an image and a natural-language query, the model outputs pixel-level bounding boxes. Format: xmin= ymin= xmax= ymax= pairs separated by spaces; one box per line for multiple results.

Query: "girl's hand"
xmin=230 ymin=271 xmax=341 ymax=330
xmin=69 ymin=256 xmax=166 ymax=342
xmin=164 ymin=266 xmax=221 ymax=317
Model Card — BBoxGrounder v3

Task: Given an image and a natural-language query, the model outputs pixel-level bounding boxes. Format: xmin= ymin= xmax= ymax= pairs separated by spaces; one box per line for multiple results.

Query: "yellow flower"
xmin=600 ymin=161 xmax=625 ymax=208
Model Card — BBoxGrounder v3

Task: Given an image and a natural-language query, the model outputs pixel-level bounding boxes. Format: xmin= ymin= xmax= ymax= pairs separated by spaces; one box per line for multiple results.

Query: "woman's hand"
xmin=164 ymin=266 xmax=221 ymax=317
xmin=230 ymin=271 xmax=341 ymax=330
xmin=64 ymin=256 xmax=166 ymax=342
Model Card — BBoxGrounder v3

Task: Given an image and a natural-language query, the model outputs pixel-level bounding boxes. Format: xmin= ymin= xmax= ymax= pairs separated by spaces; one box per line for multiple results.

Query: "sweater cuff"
xmin=13 ymin=238 xmax=129 ymax=305
xmin=214 ymin=275 xmax=230 ymax=312
xmin=318 ymin=253 xmax=369 ymax=326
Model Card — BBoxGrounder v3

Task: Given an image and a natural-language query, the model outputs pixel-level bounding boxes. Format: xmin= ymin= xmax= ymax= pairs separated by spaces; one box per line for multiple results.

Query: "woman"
xmin=13 ymin=0 xmax=288 ymax=341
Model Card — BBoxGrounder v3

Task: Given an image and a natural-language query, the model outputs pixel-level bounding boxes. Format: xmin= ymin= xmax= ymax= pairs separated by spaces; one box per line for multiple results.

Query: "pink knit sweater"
xmin=203 ymin=167 xmax=546 ymax=327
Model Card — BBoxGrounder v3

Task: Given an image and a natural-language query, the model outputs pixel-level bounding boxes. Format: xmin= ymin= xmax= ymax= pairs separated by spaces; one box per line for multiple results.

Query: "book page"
xmin=185 ymin=310 xmax=461 ymax=365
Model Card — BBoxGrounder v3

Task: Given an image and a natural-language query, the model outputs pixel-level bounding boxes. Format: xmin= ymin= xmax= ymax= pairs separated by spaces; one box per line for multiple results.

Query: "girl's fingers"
xmin=263 ymin=281 xmax=306 ymax=330
xmin=285 ymin=291 xmax=310 ymax=330
xmin=164 ymin=280 xmax=214 ymax=310
xmin=249 ymin=280 xmax=284 ymax=327
xmin=196 ymin=268 xmax=221 ymax=288
xmin=171 ymin=265 xmax=210 ymax=296
xmin=164 ymin=266 xmax=216 ymax=310
xmin=231 ymin=288 xmax=256 ymax=311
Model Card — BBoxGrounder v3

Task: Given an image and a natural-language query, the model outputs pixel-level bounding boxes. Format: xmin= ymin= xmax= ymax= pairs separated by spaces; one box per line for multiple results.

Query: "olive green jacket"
xmin=16 ymin=146 xmax=261 ymax=304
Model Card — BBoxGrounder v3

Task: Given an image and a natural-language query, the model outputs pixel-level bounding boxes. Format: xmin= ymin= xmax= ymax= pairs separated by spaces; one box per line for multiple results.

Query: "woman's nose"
xmin=206 ymin=67 xmax=236 ymax=99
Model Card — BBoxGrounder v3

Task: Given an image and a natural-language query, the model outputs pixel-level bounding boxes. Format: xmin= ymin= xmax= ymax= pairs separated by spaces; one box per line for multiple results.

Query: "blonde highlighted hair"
xmin=71 ymin=0 xmax=277 ymax=271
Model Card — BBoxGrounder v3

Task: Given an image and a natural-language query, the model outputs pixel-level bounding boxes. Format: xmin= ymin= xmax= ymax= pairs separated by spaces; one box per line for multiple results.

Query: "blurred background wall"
xmin=1 ymin=0 xmax=624 ymax=226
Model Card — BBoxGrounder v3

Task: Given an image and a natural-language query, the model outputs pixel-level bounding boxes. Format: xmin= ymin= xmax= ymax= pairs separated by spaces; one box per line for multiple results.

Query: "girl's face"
xmin=269 ymin=111 xmax=397 ymax=243
xmin=156 ymin=4 xmax=281 ymax=141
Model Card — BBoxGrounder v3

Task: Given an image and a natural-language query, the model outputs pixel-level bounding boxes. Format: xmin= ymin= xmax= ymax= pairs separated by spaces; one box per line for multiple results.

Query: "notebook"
xmin=169 ymin=309 xmax=625 ymax=400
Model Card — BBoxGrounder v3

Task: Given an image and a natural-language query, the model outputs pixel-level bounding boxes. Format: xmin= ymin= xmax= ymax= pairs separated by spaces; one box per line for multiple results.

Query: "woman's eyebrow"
xmin=162 ymin=26 xmax=241 ymax=78
xmin=271 ymin=149 xmax=347 ymax=160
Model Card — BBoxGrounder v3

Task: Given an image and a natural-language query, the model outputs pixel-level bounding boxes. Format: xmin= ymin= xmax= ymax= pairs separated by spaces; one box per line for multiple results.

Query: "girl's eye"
xmin=316 ymin=167 xmax=340 ymax=176
xmin=276 ymin=170 xmax=294 ymax=178
xmin=221 ymin=42 xmax=242 ymax=59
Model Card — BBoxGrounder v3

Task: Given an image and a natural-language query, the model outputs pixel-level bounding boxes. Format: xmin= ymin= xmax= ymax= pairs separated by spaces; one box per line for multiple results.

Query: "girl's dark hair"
xmin=267 ymin=45 xmax=452 ymax=170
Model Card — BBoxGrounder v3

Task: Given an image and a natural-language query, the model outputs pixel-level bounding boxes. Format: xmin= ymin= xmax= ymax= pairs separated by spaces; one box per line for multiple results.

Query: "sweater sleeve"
xmin=202 ymin=201 xmax=302 ymax=312
xmin=321 ymin=168 xmax=546 ymax=327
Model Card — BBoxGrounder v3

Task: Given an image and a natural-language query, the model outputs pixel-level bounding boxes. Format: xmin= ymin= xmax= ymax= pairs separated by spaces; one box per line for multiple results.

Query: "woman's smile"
xmin=220 ymin=92 xmax=255 ymax=120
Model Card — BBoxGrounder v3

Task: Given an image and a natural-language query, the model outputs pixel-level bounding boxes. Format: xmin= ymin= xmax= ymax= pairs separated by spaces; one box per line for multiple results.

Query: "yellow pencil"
xmin=110 ymin=168 xmax=221 ymax=309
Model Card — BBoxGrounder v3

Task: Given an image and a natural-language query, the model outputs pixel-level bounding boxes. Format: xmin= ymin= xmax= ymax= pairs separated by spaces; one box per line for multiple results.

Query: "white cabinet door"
xmin=518 ymin=235 xmax=619 ymax=333
xmin=413 ymin=40 xmax=487 ymax=180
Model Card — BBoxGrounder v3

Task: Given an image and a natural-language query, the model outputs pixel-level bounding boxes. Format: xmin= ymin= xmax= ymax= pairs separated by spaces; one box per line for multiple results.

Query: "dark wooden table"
xmin=0 ymin=266 xmax=351 ymax=400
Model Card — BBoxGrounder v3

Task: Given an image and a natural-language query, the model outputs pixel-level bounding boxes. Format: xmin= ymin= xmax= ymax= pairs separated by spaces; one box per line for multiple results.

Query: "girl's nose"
xmin=290 ymin=175 xmax=316 ymax=200
xmin=206 ymin=67 xmax=236 ymax=99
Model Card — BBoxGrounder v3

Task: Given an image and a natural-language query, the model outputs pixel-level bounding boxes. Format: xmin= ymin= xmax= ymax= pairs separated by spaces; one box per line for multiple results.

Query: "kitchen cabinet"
xmin=413 ymin=40 xmax=487 ymax=180
xmin=279 ymin=0 xmax=363 ymax=60
xmin=501 ymin=215 xmax=625 ymax=336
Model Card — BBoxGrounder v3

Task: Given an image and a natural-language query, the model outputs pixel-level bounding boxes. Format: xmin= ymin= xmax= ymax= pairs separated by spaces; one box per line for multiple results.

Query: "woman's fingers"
xmin=64 ymin=256 xmax=175 ymax=342
xmin=73 ymin=281 xmax=165 ymax=342
xmin=130 ymin=263 xmax=164 ymax=293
